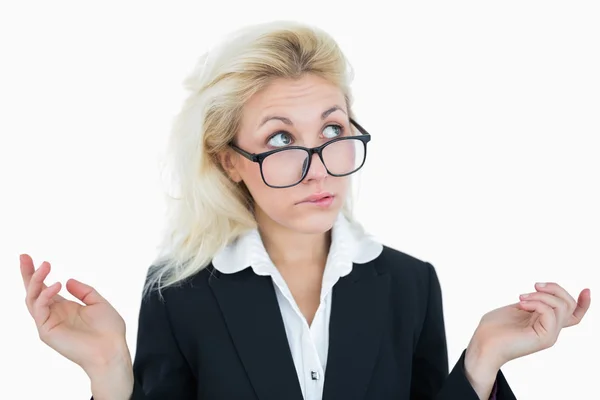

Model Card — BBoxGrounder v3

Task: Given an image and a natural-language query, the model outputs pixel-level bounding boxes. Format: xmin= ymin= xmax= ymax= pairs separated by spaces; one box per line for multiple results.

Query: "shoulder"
xmin=370 ymin=245 xmax=441 ymax=307
xmin=373 ymin=244 xmax=435 ymax=282
xmin=141 ymin=263 xmax=221 ymax=307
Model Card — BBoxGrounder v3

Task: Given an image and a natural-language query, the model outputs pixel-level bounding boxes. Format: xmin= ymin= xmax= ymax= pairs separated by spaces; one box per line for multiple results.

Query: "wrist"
xmin=464 ymin=338 xmax=501 ymax=399
xmin=90 ymin=371 xmax=133 ymax=400
xmin=84 ymin=338 xmax=132 ymax=375
xmin=86 ymin=340 xmax=134 ymax=400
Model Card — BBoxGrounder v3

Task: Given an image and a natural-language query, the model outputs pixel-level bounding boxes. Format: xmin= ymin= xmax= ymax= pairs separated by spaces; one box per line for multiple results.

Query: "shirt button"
xmin=311 ymin=370 xmax=320 ymax=380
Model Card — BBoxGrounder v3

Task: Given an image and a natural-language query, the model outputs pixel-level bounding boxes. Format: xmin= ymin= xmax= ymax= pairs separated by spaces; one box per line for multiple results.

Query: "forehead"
xmin=242 ymin=74 xmax=346 ymax=123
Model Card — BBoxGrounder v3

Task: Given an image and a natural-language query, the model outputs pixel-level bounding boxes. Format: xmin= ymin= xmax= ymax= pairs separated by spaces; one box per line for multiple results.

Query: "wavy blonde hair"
xmin=145 ymin=20 xmax=360 ymax=297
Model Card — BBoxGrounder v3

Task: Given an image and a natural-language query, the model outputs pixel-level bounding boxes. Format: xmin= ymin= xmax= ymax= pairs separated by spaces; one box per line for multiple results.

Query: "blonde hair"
xmin=144 ymin=20 xmax=360 ymax=297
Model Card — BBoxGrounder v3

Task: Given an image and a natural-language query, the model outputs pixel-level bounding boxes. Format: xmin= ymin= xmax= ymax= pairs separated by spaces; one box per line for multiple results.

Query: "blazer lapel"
xmin=209 ymin=267 xmax=304 ymax=400
xmin=322 ymin=260 xmax=391 ymax=400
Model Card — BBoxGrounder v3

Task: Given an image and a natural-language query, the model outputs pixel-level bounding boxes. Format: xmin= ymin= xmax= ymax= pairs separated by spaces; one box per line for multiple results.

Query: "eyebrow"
xmin=258 ymin=105 xmax=347 ymax=128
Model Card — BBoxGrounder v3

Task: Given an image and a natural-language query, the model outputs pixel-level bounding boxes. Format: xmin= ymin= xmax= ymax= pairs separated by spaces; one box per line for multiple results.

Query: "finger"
xmin=65 ymin=278 xmax=107 ymax=306
xmin=21 ymin=255 xmax=66 ymax=304
xmin=534 ymin=282 xmax=577 ymax=315
xmin=25 ymin=261 xmax=51 ymax=312
xmin=518 ymin=300 xmax=559 ymax=344
xmin=20 ymin=254 xmax=38 ymax=290
xmin=520 ymin=292 xmax=564 ymax=309
xmin=32 ymin=282 xmax=62 ymax=328
xmin=519 ymin=291 xmax=569 ymax=325
xmin=568 ymin=288 xmax=592 ymax=327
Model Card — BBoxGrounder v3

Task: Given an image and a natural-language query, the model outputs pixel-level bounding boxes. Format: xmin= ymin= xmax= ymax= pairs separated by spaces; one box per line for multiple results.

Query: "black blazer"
xmin=94 ymin=245 xmax=517 ymax=399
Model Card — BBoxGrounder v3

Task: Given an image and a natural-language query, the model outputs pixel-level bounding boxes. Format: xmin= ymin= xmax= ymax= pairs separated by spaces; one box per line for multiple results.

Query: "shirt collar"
xmin=212 ymin=213 xmax=383 ymax=281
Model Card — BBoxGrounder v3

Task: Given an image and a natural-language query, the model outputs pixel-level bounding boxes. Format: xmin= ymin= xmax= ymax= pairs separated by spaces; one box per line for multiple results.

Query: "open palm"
xmin=473 ymin=283 xmax=591 ymax=367
xmin=20 ymin=254 xmax=127 ymax=372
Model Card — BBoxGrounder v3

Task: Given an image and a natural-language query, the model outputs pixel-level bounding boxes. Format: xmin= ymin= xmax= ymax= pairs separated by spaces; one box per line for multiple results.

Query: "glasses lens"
xmin=260 ymin=138 xmax=366 ymax=187
xmin=322 ymin=138 xmax=365 ymax=175
xmin=261 ymin=149 xmax=309 ymax=187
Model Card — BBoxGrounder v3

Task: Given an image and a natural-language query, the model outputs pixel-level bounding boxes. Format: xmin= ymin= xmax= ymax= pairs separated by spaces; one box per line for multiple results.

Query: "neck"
xmin=255 ymin=209 xmax=331 ymax=272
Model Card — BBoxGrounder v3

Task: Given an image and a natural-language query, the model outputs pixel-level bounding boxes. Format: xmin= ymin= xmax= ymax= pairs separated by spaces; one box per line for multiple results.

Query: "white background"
xmin=2 ymin=1 xmax=598 ymax=399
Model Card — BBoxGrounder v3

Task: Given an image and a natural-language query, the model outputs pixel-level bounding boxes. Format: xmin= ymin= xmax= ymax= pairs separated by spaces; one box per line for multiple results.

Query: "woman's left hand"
xmin=467 ymin=282 xmax=591 ymax=372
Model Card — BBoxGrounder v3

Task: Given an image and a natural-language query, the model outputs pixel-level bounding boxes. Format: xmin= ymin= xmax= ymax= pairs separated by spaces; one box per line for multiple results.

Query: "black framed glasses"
xmin=229 ymin=118 xmax=372 ymax=188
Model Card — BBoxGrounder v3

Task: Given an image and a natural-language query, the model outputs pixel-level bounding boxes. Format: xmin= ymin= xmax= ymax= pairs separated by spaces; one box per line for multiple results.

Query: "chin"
xmin=289 ymin=208 xmax=340 ymax=234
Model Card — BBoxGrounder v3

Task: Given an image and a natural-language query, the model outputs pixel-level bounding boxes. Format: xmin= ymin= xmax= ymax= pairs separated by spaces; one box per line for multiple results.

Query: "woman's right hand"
xmin=20 ymin=253 xmax=131 ymax=376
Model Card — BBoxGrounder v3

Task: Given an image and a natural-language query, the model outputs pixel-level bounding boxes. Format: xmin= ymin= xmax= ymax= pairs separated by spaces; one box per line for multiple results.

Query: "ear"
xmin=218 ymin=149 xmax=243 ymax=183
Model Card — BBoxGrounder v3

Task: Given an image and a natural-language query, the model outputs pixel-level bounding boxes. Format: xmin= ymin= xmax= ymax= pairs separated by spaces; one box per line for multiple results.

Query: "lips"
xmin=299 ymin=192 xmax=334 ymax=204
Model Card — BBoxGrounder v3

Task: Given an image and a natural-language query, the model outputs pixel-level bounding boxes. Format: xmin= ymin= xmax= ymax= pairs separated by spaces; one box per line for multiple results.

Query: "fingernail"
xmin=536 ymin=282 xmax=547 ymax=287
xmin=520 ymin=293 xmax=530 ymax=298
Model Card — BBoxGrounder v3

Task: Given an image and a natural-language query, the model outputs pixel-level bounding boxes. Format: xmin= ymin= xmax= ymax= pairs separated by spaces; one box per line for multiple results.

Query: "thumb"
xmin=65 ymin=278 xmax=107 ymax=306
xmin=518 ymin=300 xmax=558 ymax=343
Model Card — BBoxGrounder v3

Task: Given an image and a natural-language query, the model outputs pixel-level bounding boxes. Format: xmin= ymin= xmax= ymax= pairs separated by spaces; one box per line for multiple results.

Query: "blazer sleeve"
xmin=90 ymin=283 xmax=197 ymax=400
xmin=410 ymin=262 xmax=517 ymax=400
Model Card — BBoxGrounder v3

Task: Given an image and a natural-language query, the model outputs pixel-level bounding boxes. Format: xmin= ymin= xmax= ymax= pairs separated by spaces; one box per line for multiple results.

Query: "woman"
xmin=20 ymin=21 xmax=591 ymax=400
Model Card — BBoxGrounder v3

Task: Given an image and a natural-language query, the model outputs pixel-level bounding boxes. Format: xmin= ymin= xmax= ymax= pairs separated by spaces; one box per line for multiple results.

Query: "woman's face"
xmin=225 ymin=73 xmax=352 ymax=234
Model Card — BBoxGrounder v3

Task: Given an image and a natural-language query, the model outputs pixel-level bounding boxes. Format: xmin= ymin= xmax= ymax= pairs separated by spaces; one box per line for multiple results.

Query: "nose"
xmin=302 ymin=152 xmax=328 ymax=183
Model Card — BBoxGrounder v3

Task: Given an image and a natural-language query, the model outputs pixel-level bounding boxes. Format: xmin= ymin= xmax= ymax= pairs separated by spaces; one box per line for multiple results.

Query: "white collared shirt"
xmin=212 ymin=213 xmax=383 ymax=400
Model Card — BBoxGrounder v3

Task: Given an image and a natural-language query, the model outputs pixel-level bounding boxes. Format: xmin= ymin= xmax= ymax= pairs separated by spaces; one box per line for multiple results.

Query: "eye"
xmin=267 ymin=132 xmax=293 ymax=147
xmin=323 ymin=124 xmax=343 ymax=139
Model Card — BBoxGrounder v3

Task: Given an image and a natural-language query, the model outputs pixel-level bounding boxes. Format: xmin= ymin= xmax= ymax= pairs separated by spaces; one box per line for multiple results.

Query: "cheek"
xmin=327 ymin=176 xmax=351 ymax=205
xmin=237 ymin=160 xmax=263 ymax=187
xmin=336 ymin=176 xmax=351 ymax=195
xmin=238 ymin=162 xmax=287 ymax=208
